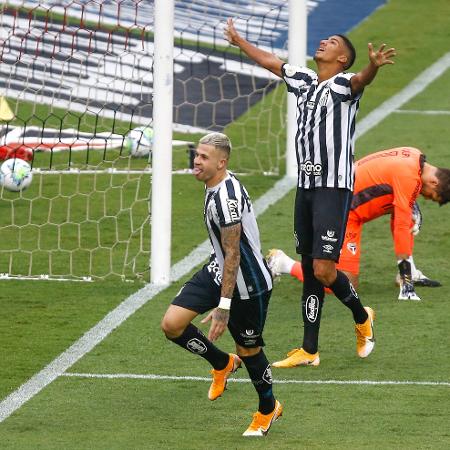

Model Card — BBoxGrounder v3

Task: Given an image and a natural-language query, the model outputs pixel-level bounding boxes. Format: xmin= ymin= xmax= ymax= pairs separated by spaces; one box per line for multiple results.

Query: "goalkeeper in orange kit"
xmin=268 ymin=147 xmax=450 ymax=301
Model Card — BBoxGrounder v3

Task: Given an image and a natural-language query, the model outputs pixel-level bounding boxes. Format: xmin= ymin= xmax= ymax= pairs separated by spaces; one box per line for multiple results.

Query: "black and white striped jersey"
xmin=282 ymin=63 xmax=362 ymax=190
xmin=203 ymin=171 xmax=272 ymax=299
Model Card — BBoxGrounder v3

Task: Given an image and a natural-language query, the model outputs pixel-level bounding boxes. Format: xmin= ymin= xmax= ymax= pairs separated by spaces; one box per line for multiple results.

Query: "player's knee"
xmin=313 ymin=262 xmax=335 ymax=286
xmin=236 ymin=345 xmax=261 ymax=358
xmin=161 ymin=313 xmax=182 ymax=339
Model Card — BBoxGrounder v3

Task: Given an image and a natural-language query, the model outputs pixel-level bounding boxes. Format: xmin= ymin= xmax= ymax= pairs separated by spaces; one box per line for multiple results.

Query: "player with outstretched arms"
xmin=224 ymin=18 xmax=396 ymax=367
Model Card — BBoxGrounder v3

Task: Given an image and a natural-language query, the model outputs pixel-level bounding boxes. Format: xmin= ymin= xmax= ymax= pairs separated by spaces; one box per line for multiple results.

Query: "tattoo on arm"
xmin=220 ymin=223 xmax=241 ymax=299
xmin=213 ymin=307 xmax=230 ymax=324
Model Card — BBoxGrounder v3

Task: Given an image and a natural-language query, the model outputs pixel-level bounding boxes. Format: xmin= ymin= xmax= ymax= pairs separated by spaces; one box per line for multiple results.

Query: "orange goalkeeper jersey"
xmin=350 ymin=147 xmax=424 ymax=256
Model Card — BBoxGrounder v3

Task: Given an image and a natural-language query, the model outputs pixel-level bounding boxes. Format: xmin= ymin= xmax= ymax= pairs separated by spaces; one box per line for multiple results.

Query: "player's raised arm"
xmin=350 ymin=42 xmax=396 ymax=94
xmin=224 ymin=18 xmax=284 ymax=78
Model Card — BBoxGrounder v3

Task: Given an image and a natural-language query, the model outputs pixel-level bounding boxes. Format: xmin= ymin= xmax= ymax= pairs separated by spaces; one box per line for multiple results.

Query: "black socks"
xmin=168 ymin=323 xmax=229 ymax=370
xmin=241 ymin=351 xmax=275 ymax=415
xmin=329 ymin=270 xmax=368 ymax=324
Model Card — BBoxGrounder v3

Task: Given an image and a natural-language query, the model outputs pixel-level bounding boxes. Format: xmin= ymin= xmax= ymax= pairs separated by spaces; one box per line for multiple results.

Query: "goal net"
xmin=0 ymin=0 xmax=291 ymax=282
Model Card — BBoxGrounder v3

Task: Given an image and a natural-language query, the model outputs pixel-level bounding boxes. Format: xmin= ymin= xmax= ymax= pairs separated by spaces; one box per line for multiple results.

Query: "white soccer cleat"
xmin=395 ymin=270 xmax=442 ymax=288
xmin=266 ymin=249 xmax=295 ymax=278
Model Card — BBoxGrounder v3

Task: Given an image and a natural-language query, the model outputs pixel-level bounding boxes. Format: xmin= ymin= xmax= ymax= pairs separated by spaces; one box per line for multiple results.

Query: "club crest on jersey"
xmin=347 ymin=242 xmax=357 ymax=255
xmin=300 ymin=160 xmax=322 ymax=176
xmin=284 ymin=64 xmax=298 ymax=77
xmin=186 ymin=338 xmax=207 ymax=354
xmin=226 ymin=198 xmax=239 ymax=221
xmin=305 ymin=295 xmax=319 ymax=322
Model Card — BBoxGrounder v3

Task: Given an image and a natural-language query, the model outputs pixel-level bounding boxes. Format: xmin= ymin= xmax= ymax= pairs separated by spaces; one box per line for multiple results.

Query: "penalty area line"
xmin=62 ymin=372 xmax=450 ymax=387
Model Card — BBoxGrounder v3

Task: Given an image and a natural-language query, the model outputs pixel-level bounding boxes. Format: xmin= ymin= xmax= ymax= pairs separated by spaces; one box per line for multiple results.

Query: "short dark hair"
xmin=336 ymin=34 xmax=356 ymax=70
xmin=436 ymin=167 xmax=450 ymax=205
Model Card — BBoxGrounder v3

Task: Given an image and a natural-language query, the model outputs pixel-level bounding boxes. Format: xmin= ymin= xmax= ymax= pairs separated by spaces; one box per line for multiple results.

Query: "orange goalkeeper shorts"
xmin=337 ymin=214 xmax=362 ymax=275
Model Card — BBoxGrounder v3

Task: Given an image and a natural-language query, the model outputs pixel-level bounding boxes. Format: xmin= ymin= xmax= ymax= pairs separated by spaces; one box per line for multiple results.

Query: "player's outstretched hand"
xmin=224 ymin=18 xmax=240 ymax=46
xmin=201 ymin=307 xmax=230 ymax=341
xmin=398 ymin=280 xmax=421 ymax=301
xmin=368 ymin=43 xmax=396 ymax=67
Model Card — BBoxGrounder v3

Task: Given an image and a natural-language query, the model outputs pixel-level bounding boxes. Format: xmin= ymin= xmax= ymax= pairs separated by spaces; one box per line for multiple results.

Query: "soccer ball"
xmin=0 ymin=158 xmax=33 ymax=192
xmin=125 ymin=126 xmax=153 ymax=158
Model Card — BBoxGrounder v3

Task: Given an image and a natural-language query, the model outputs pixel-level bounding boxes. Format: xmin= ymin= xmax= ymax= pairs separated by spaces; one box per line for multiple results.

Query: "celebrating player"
xmin=225 ymin=18 xmax=396 ymax=367
xmin=161 ymin=132 xmax=282 ymax=437
xmin=267 ymin=148 xmax=450 ymax=303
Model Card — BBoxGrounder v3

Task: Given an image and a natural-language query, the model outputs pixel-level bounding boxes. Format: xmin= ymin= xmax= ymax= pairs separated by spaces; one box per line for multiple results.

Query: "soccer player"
xmin=224 ymin=19 xmax=396 ymax=367
xmin=161 ymin=132 xmax=282 ymax=437
xmin=268 ymin=148 xmax=450 ymax=302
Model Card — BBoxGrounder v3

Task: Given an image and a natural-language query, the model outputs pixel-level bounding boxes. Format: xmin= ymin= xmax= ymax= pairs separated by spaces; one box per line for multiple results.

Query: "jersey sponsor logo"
xmin=305 ymin=295 xmax=319 ymax=322
xmin=322 ymin=244 xmax=334 ymax=253
xmin=306 ymin=100 xmax=315 ymax=110
xmin=262 ymin=365 xmax=273 ymax=384
xmin=347 ymin=242 xmax=357 ymax=255
xmin=300 ymin=160 xmax=322 ymax=176
xmin=226 ymin=198 xmax=240 ymax=222
xmin=186 ymin=338 xmax=207 ymax=354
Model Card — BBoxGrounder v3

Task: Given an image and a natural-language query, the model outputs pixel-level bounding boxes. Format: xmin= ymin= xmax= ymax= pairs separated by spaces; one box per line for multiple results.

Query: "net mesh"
xmin=0 ymin=0 xmax=290 ymax=281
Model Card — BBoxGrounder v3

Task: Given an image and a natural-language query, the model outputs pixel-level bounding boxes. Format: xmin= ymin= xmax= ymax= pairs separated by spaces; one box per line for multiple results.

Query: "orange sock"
xmin=290 ymin=262 xmax=304 ymax=281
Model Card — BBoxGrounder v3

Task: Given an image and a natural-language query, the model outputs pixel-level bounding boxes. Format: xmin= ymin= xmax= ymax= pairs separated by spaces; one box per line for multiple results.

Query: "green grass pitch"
xmin=1 ymin=0 xmax=450 ymax=448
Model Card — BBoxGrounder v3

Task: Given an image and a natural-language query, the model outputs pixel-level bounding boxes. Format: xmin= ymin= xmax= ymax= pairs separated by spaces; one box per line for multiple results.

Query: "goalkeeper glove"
xmin=398 ymin=259 xmax=421 ymax=301
xmin=410 ymin=202 xmax=422 ymax=236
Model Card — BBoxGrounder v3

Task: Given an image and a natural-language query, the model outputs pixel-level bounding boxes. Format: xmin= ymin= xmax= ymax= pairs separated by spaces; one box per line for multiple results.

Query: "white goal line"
xmin=62 ymin=372 xmax=450 ymax=387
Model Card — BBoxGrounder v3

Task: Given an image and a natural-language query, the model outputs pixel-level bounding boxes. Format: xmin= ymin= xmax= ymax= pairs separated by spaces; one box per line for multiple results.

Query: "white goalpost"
xmin=287 ymin=0 xmax=307 ymax=178
xmin=151 ymin=0 xmax=174 ymax=285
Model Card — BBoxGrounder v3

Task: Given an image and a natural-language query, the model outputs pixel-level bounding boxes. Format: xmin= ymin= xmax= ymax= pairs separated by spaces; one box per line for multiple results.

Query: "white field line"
xmin=394 ymin=109 xmax=450 ymax=115
xmin=355 ymin=52 xmax=450 ymax=139
xmin=2 ymin=52 xmax=450 ymax=423
xmin=62 ymin=372 xmax=450 ymax=387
